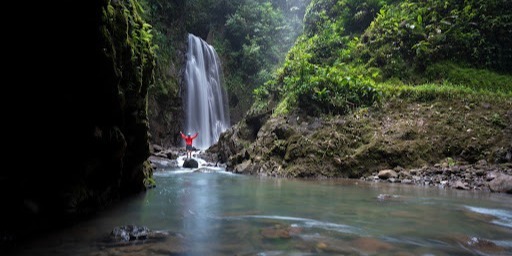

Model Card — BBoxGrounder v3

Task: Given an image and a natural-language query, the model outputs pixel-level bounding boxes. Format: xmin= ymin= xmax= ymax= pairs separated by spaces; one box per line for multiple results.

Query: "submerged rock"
xmin=260 ymin=224 xmax=302 ymax=239
xmin=351 ymin=237 xmax=394 ymax=254
xmin=449 ymin=235 xmax=507 ymax=255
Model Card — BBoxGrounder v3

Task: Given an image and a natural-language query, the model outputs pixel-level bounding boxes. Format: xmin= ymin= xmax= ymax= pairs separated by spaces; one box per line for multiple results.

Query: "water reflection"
xmin=180 ymin=173 xmax=220 ymax=248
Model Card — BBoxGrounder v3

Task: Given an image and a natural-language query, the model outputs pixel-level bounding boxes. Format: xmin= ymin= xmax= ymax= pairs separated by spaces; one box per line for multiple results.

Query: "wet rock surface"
xmin=361 ymin=161 xmax=512 ymax=193
xmin=182 ymin=158 xmax=199 ymax=168
xmin=260 ymin=224 xmax=303 ymax=239
xmin=98 ymin=225 xmax=173 ymax=248
xmin=150 ymin=145 xmax=512 ymax=194
xmin=93 ymin=225 xmax=186 ymax=255
xmin=209 ymin=99 xmax=512 ymax=194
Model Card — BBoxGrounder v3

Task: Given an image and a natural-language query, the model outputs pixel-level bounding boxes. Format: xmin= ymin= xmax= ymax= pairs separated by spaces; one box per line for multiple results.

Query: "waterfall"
xmin=184 ymin=33 xmax=230 ymax=150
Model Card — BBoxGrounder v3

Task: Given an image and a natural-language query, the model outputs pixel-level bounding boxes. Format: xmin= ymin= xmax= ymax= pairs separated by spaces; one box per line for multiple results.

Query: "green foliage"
xmin=303 ymin=0 xmax=339 ymax=36
xmin=442 ymin=157 xmax=456 ymax=167
xmin=150 ymin=31 xmax=179 ymax=96
xmin=273 ymin=95 xmax=294 ymax=116
xmin=358 ymin=0 xmax=512 ymax=80
xmin=145 ymin=0 xmax=511 ymax=124
xmin=143 ymin=0 xmax=187 ymax=98
xmin=143 ymin=176 xmax=156 ymax=188
xmin=208 ymin=0 xmax=312 ymax=119
xmin=304 ymin=0 xmax=389 ymax=36
xmin=257 ymin=0 xmax=390 ymax=115
xmin=101 ymin=0 xmax=156 ymax=93
xmin=143 ymin=160 xmax=156 ymax=188
xmin=264 ymin=33 xmax=381 ymax=116
xmin=253 ymin=84 xmax=270 ymax=103
xmin=225 ymin=2 xmax=289 ymax=77
xmin=143 ymin=0 xmax=312 ymax=121
xmin=491 ymin=113 xmax=507 ymax=128
xmin=425 ymin=62 xmax=512 ymax=95
xmin=294 ymin=64 xmax=381 ymax=115
xmin=248 ymin=0 xmax=512 ymax=122
xmin=376 ymin=80 xmax=511 ymax=103
xmin=358 ymin=1 xmax=430 ymax=78
xmin=308 ymin=23 xmax=347 ymax=65
xmin=185 ymin=0 xmax=239 ymax=38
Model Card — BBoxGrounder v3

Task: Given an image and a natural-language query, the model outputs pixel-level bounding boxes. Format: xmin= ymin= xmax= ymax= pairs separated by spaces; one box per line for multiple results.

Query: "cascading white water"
xmin=184 ymin=33 xmax=230 ymax=150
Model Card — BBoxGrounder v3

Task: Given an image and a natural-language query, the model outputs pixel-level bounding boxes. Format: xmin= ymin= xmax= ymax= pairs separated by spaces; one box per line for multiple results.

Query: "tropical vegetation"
xmin=253 ymin=0 xmax=511 ymax=118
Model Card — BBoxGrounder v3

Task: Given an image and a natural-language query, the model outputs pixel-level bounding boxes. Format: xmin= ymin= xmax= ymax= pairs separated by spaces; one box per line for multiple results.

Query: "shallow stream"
xmin=11 ymin=162 xmax=512 ymax=255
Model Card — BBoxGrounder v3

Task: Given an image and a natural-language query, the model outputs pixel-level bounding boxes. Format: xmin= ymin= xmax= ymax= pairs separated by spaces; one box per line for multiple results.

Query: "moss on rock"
xmin=216 ymin=96 xmax=511 ymax=179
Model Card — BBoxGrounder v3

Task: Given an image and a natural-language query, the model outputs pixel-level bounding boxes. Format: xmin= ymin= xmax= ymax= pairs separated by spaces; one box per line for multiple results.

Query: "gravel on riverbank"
xmin=360 ymin=160 xmax=512 ymax=193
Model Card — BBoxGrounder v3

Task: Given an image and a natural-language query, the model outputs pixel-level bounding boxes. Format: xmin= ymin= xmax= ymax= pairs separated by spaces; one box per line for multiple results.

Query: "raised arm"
xmin=191 ymin=132 xmax=199 ymax=139
xmin=180 ymin=131 xmax=186 ymax=139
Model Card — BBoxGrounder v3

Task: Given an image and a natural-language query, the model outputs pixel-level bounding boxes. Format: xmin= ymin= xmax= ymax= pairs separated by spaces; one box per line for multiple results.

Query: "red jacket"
xmin=180 ymin=132 xmax=198 ymax=146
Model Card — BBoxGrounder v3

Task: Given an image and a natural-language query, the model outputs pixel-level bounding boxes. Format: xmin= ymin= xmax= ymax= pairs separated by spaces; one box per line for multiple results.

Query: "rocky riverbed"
xmin=360 ymin=160 xmax=512 ymax=193
xmin=150 ymin=145 xmax=512 ymax=194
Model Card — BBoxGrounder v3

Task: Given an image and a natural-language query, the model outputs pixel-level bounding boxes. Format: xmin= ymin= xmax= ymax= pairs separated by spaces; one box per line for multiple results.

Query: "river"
xmin=9 ymin=161 xmax=512 ymax=255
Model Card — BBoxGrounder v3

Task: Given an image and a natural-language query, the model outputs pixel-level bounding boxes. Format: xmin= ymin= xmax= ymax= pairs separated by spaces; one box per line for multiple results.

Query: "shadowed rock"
xmin=183 ymin=158 xmax=199 ymax=168
xmin=111 ymin=225 xmax=150 ymax=242
xmin=103 ymin=225 xmax=170 ymax=246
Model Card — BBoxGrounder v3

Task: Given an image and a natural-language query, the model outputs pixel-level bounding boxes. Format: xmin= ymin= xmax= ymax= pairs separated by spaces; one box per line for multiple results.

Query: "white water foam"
xmin=465 ymin=206 xmax=512 ymax=228
xmin=153 ymin=154 xmax=235 ymax=176
xmin=176 ymin=155 xmax=207 ymax=168
xmin=224 ymin=215 xmax=361 ymax=235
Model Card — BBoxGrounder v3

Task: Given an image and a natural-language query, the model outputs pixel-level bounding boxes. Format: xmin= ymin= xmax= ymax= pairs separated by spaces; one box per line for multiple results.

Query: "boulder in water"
xmin=183 ymin=158 xmax=199 ymax=168
xmin=110 ymin=225 xmax=150 ymax=242
xmin=101 ymin=225 xmax=171 ymax=247
xmin=488 ymin=172 xmax=512 ymax=193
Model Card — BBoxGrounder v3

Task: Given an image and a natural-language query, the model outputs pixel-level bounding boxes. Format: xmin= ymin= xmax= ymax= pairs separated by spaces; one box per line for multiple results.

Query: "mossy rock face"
xmin=100 ymin=0 xmax=156 ymax=196
xmin=218 ymin=97 xmax=512 ymax=178
xmin=0 ymin=0 xmax=157 ymax=244
xmin=283 ymin=134 xmax=310 ymax=161
xmin=60 ymin=0 xmax=156 ymax=221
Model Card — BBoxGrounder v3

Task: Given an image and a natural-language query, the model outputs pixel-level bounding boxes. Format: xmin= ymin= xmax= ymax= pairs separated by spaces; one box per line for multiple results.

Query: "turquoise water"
xmin=11 ymin=166 xmax=512 ymax=255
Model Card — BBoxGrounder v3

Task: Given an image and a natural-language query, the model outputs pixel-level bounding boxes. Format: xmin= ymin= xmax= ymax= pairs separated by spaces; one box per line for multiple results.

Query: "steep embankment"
xmin=211 ymin=0 xmax=512 ymax=186
xmin=214 ymin=96 xmax=511 ymax=178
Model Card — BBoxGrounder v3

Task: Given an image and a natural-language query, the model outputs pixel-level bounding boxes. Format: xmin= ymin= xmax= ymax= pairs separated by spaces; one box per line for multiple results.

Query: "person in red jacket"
xmin=180 ymin=131 xmax=199 ymax=158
